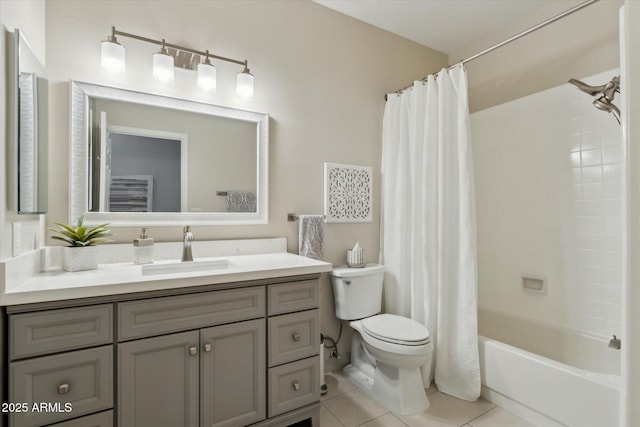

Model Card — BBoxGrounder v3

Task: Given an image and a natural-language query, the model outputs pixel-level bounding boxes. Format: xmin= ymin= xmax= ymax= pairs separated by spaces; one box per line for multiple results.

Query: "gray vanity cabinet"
xmin=266 ymin=280 xmax=321 ymax=418
xmin=200 ymin=319 xmax=266 ymax=427
xmin=117 ymin=286 xmax=267 ymax=427
xmin=4 ymin=275 xmax=322 ymax=427
xmin=7 ymin=304 xmax=114 ymax=427
xmin=118 ymin=321 xmax=266 ymax=427
xmin=118 ymin=331 xmax=200 ymax=427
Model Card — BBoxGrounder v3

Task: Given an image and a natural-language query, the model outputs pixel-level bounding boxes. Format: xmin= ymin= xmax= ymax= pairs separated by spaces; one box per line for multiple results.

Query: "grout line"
xmin=354 ymin=412 xmax=410 ymax=427
xmin=463 ymin=406 xmax=498 ymax=426
xmin=320 ymin=402 xmax=347 ymax=427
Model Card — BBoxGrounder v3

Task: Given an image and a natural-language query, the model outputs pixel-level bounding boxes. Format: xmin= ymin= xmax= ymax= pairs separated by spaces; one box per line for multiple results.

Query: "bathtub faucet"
xmin=608 ymin=335 xmax=621 ymax=350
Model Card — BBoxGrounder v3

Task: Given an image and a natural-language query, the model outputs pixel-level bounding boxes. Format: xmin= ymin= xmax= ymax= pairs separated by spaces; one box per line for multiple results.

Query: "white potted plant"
xmin=50 ymin=215 xmax=111 ymax=272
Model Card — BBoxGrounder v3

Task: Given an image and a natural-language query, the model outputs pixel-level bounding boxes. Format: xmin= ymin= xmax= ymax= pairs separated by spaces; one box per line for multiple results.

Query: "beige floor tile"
xmin=322 ymin=389 xmax=389 ymax=427
xmin=400 ymin=392 xmax=495 ymax=427
xmin=426 ymin=383 xmax=438 ymax=395
xmin=467 ymin=407 xmax=536 ymax=427
xmin=322 ymin=370 xmax=358 ymax=401
xmin=359 ymin=413 xmax=408 ymax=427
xmin=320 ymin=405 xmax=345 ymax=427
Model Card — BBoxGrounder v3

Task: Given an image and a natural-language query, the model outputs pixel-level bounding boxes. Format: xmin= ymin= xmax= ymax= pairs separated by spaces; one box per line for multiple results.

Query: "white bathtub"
xmin=478 ymin=309 xmax=620 ymax=427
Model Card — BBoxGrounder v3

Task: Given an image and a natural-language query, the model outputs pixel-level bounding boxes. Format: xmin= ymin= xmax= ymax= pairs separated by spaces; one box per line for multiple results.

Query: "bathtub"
xmin=478 ymin=309 xmax=620 ymax=427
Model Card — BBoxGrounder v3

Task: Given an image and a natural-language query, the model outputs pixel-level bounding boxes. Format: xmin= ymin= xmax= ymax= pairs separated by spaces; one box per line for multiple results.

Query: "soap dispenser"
xmin=133 ymin=228 xmax=154 ymax=264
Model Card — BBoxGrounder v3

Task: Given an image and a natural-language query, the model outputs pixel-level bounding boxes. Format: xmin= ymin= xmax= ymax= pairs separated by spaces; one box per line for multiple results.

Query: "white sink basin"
xmin=141 ymin=259 xmax=230 ymax=276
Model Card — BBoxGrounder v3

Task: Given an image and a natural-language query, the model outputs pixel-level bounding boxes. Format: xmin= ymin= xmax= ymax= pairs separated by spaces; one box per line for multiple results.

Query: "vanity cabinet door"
xmin=268 ymin=310 xmax=319 ymax=367
xmin=200 ymin=319 xmax=266 ymax=427
xmin=9 ymin=346 xmax=113 ymax=427
xmin=118 ymin=331 xmax=199 ymax=427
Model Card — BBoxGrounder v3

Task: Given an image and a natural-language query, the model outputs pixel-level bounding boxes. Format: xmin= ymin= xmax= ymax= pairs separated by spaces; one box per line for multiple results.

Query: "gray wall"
xmin=45 ymin=0 xmax=448 ymax=372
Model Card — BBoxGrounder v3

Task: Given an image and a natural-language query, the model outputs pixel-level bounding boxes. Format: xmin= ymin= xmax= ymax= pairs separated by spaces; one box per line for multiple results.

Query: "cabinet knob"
xmin=189 ymin=346 xmax=198 ymax=356
xmin=292 ymin=381 xmax=301 ymax=391
xmin=292 ymin=333 xmax=301 ymax=342
xmin=58 ymin=383 xmax=70 ymax=395
xmin=204 ymin=343 xmax=212 ymax=352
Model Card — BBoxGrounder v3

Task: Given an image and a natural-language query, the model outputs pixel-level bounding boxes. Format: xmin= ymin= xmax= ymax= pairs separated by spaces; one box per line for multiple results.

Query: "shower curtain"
xmin=380 ymin=65 xmax=480 ymax=401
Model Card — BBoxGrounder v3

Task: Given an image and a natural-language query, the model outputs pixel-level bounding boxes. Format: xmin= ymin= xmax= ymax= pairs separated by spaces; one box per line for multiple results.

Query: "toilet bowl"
xmin=331 ymin=265 xmax=433 ymax=415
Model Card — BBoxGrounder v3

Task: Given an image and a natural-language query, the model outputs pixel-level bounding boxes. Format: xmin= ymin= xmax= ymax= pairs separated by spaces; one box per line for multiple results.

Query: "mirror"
xmin=17 ymin=29 xmax=48 ymax=214
xmin=70 ymin=81 xmax=268 ymax=226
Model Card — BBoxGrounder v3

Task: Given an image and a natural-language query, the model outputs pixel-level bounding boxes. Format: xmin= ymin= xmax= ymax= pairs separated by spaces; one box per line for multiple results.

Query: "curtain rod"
xmin=385 ymin=0 xmax=600 ymax=100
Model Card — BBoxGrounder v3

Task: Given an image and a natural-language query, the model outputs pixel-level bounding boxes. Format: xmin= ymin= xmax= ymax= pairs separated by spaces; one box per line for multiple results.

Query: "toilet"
xmin=331 ymin=264 xmax=433 ymax=415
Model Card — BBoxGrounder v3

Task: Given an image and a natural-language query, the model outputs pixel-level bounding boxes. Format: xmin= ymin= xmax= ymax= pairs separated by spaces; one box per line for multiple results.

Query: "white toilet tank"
xmin=331 ymin=264 xmax=385 ymax=320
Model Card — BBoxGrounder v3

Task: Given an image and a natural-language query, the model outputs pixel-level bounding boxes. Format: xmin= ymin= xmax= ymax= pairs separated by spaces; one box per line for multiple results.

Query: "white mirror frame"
xmin=69 ymin=80 xmax=268 ymax=226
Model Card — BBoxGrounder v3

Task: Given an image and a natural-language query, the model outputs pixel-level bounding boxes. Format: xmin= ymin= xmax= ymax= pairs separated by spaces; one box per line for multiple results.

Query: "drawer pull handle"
xmin=204 ymin=343 xmax=212 ymax=352
xmin=189 ymin=346 xmax=198 ymax=356
xmin=292 ymin=381 xmax=301 ymax=391
xmin=292 ymin=333 xmax=301 ymax=342
xmin=58 ymin=383 xmax=70 ymax=394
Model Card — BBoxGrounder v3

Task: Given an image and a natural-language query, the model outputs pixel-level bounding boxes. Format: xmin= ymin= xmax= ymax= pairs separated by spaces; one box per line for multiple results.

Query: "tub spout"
xmin=608 ymin=335 xmax=621 ymax=350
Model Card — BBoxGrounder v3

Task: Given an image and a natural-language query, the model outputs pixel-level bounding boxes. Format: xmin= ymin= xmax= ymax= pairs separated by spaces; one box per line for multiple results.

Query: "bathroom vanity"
xmin=0 ymin=238 xmax=331 ymax=427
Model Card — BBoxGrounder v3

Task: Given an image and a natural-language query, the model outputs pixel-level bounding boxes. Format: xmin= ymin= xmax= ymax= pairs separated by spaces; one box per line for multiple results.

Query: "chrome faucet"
xmin=182 ymin=226 xmax=194 ymax=262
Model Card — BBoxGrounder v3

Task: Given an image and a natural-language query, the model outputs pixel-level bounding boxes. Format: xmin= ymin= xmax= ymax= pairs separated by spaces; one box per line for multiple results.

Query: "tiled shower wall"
xmin=471 ymin=69 xmax=622 ymax=338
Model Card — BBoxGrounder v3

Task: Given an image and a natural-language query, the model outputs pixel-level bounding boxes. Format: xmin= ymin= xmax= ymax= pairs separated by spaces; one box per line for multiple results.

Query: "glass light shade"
xmin=236 ymin=69 xmax=254 ymax=98
xmin=153 ymin=52 xmax=174 ymax=83
xmin=101 ymin=40 xmax=125 ymax=74
xmin=197 ymin=62 xmax=217 ymax=91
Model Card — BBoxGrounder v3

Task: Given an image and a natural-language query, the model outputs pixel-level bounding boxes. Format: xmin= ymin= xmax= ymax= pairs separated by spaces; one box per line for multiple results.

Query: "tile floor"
xmin=320 ymin=370 xmax=536 ymax=427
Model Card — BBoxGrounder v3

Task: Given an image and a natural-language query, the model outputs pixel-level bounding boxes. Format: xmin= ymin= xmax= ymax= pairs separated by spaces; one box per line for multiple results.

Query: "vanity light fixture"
xmin=100 ymin=27 xmax=125 ymax=74
xmin=152 ymin=39 xmax=174 ymax=83
xmin=236 ymin=64 xmax=254 ymax=98
xmin=197 ymin=51 xmax=217 ymax=91
xmin=100 ymin=26 xmax=253 ymax=97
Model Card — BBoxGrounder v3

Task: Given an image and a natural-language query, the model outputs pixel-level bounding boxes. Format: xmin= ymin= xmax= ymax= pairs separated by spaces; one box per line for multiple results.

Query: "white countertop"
xmin=0 ymin=239 xmax=332 ymax=306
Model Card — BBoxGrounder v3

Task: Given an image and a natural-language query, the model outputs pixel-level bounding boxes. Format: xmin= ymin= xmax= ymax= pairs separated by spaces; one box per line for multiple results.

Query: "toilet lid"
xmin=362 ymin=314 xmax=430 ymax=346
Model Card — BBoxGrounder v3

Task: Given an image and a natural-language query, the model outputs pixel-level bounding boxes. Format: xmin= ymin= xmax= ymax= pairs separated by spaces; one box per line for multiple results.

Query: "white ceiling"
xmin=314 ymin=0 xmax=585 ymax=55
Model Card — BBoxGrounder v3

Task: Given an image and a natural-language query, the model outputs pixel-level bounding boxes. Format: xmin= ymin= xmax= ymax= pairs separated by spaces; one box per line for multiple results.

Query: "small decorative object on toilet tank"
xmin=347 ymin=242 xmax=366 ymax=268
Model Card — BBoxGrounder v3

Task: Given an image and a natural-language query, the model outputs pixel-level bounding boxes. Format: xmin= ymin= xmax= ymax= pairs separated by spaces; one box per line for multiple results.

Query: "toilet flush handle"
xmin=344 ymin=280 xmax=352 ymax=285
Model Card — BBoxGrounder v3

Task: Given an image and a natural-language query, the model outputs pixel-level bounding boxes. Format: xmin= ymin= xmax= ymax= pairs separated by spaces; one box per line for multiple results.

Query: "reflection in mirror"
xmin=17 ymin=29 xmax=48 ymax=214
xmin=70 ymin=81 xmax=268 ymax=226
xmin=88 ymin=98 xmax=256 ymax=214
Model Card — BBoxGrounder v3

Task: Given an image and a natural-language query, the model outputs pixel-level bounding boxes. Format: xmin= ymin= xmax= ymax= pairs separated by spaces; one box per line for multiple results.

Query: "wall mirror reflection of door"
xmin=88 ymin=97 xmax=257 ymax=214
xmin=91 ymin=112 xmax=187 ymax=213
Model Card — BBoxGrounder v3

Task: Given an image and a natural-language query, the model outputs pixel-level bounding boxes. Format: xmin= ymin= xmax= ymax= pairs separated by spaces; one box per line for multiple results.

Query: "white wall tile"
xmin=471 ymin=69 xmax=622 ymax=338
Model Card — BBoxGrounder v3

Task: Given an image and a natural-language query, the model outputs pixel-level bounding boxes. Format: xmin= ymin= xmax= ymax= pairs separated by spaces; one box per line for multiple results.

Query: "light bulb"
xmin=197 ymin=60 xmax=216 ymax=91
xmin=236 ymin=66 xmax=254 ymax=98
xmin=153 ymin=48 xmax=174 ymax=83
xmin=101 ymin=39 xmax=125 ymax=74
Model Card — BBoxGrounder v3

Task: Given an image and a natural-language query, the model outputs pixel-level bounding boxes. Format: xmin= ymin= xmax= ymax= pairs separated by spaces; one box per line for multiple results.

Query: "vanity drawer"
xmin=118 ymin=286 xmax=265 ymax=341
xmin=268 ymin=356 xmax=320 ymax=417
xmin=268 ymin=280 xmax=319 ymax=315
xmin=268 ymin=310 xmax=319 ymax=367
xmin=9 ymin=304 xmax=113 ymax=360
xmin=9 ymin=345 xmax=113 ymax=427
xmin=47 ymin=410 xmax=113 ymax=427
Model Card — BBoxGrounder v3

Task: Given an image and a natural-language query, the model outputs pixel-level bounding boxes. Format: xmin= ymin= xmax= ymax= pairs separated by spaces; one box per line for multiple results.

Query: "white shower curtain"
xmin=380 ymin=65 xmax=480 ymax=401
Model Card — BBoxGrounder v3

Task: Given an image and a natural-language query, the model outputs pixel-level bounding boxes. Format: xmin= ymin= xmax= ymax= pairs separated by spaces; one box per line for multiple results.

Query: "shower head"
xmin=569 ymin=75 xmax=621 ymax=125
xmin=569 ymin=76 xmax=620 ymax=101
xmin=568 ymin=78 xmax=605 ymax=97
xmin=593 ymin=97 xmax=621 ymax=124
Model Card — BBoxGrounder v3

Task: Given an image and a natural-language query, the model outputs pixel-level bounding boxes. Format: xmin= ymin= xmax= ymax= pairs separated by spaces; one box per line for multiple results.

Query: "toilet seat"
xmin=362 ymin=314 xmax=430 ymax=346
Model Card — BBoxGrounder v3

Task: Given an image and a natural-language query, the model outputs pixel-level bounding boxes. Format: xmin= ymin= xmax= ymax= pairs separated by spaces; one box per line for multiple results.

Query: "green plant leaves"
xmin=49 ymin=215 xmax=111 ymax=247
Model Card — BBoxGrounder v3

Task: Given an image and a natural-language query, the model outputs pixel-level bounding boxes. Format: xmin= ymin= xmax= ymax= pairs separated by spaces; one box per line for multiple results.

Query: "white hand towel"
xmin=298 ymin=215 xmax=324 ymax=260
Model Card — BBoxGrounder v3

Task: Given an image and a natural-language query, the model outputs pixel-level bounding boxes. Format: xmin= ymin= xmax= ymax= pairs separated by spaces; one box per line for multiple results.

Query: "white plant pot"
xmin=61 ymin=246 xmax=98 ymax=272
